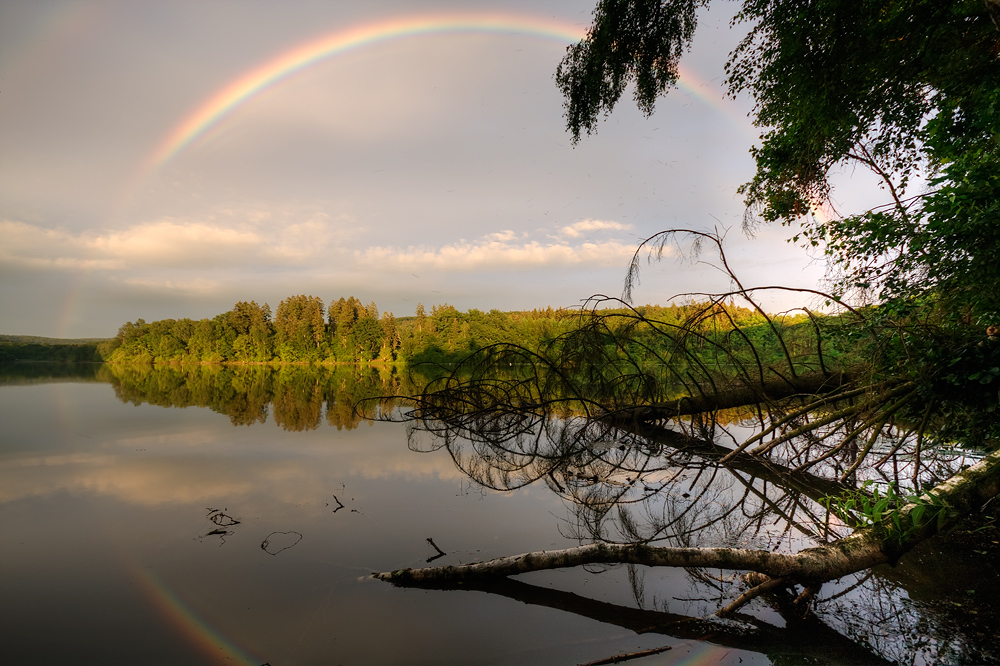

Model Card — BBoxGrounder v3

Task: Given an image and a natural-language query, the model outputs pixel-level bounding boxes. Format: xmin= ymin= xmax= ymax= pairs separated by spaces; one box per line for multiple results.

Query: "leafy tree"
xmin=186 ymin=319 xmax=217 ymax=362
xmin=329 ymin=296 xmax=367 ymax=361
xmin=211 ymin=313 xmax=237 ymax=361
xmin=379 ymin=311 xmax=402 ymax=361
xmin=430 ymin=304 xmax=465 ymax=352
xmin=555 ymin=0 xmax=707 ymax=143
xmin=327 ymin=297 xmax=347 ymax=334
xmin=353 ymin=316 xmax=384 ymax=361
xmin=110 ymin=318 xmax=154 ymax=363
xmin=415 ymin=303 xmax=426 ymax=332
xmin=274 ymin=295 xmax=326 ymax=362
xmin=554 ymin=0 xmax=1000 ymax=447
xmin=557 ymin=0 xmax=1000 ymax=320
xmin=228 ymin=301 xmax=273 ymax=362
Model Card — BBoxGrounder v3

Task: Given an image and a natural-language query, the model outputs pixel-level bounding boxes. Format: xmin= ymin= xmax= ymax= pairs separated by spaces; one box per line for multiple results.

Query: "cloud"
xmin=122 ymin=276 xmax=223 ymax=294
xmin=0 ymin=220 xmax=126 ymax=270
xmin=560 ymin=219 xmax=633 ymax=238
xmin=0 ymin=428 xmax=468 ymax=506
xmin=0 ymin=207 xmax=356 ymax=275
xmin=89 ymin=220 xmax=263 ymax=266
xmin=264 ymin=214 xmax=345 ymax=260
xmin=357 ymin=228 xmax=636 ymax=272
xmin=1 ymin=212 xmax=638 ymax=304
xmin=484 ymin=230 xmax=517 ymax=242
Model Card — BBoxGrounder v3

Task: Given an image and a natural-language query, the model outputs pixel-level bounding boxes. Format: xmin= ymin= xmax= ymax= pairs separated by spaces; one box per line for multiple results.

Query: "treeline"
xmin=3 ymin=294 xmax=818 ymax=370
xmin=103 ymin=295 xmax=593 ymax=365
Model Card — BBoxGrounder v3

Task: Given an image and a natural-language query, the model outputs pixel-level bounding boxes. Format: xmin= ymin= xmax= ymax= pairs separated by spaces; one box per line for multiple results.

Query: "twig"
xmin=426 ymin=537 xmax=447 ymax=563
xmin=577 ymin=644 xmax=673 ymax=666
xmin=794 ymin=584 xmax=821 ymax=617
xmin=716 ymin=575 xmax=788 ymax=617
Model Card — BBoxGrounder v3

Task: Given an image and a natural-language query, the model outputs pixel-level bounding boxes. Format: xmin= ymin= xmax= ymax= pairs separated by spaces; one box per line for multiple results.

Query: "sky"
xmin=1 ymin=0 xmax=846 ymax=338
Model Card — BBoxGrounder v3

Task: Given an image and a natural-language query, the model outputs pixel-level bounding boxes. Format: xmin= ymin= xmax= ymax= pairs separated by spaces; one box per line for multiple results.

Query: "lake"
xmin=1 ymin=364 xmax=996 ymax=665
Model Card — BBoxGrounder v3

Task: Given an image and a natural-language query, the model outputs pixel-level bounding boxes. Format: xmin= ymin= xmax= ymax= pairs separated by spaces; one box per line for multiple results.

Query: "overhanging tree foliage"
xmin=553 ymin=0 xmax=1000 ymax=446
xmin=558 ymin=0 xmax=1000 ymax=317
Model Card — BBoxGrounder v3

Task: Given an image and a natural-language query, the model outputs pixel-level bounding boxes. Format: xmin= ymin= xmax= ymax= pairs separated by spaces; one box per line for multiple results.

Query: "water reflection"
xmin=428 ymin=577 xmax=896 ymax=665
xmin=103 ymin=363 xmax=414 ymax=430
xmin=394 ymin=384 xmax=1000 ymax=665
xmin=0 ymin=361 xmax=109 ymax=384
xmin=1 ymin=366 xmax=604 ymax=665
xmin=198 ymin=508 xmax=241 ymax=545
xmin=1 ymin=364 xmax=997 ymax=665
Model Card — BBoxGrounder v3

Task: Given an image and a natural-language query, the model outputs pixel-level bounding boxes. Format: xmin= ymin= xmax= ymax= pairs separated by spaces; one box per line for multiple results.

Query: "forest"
xmin=101 ymin=296 xmax=579 ymax=365
xmin=3 ymin=294 xmax=806 ymax=371
xmin=0 ymin=334 xmax=111 ymax=363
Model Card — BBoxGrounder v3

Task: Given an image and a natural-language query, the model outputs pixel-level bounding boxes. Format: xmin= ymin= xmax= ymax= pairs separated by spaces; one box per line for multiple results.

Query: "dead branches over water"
xmin=379 ymin=231 xmax=1000 ymax=636
xmin=379 ymin=448 xmax=1000 ymax=585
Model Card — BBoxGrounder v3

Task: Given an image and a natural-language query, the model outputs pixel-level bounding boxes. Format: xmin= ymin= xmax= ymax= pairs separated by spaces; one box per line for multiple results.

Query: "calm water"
xmin=1 ymin=364 xmax=997 ymax=665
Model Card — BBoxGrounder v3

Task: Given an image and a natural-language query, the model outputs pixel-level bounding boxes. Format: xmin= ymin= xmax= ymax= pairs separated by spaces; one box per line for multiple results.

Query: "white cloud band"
xmin=1 ymin=215 xmax=636 ymax=292
xmin=358 ymin=237 xmax=635 ymax=271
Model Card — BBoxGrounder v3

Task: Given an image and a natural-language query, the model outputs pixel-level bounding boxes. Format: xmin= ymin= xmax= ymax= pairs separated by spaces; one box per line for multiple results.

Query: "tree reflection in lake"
xmin=4 ymin=364 xmax=624 ymax=665
xmin=386 ymin=373 xmax=999 ymax=665
xmin=0 ymin=361 xmax=110 ymax=384
xmin=2 ymin=363 xmax=996 ymax=664
xmin=104 ymin=363 xmax=414 ymax=431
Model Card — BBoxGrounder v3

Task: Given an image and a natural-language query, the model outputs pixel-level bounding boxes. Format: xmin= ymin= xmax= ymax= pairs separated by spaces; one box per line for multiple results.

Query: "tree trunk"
xmin=375 ymin=448 xmax=1000 ymax=589
xmin=618 ymin=370 xmax=854 ymax=423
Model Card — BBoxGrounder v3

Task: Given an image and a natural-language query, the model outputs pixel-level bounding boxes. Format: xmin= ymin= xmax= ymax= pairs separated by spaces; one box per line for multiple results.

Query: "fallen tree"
xmin=373 ymin=274 xmax=998 ymax=663
xmin=375 ymin=447 xmax=1000 ymax=615
xmin=622 ymin=369 xmax=856 ymax=422
xmin=377 ymin=258 xmax=1000 ymax=617
xmin=371 ymin=0 xmax=1000 ymax=656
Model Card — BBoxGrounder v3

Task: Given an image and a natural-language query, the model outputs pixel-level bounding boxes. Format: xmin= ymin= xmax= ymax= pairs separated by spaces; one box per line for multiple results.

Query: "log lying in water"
xmin=375 ymin=448 xmax=1000 ymax=606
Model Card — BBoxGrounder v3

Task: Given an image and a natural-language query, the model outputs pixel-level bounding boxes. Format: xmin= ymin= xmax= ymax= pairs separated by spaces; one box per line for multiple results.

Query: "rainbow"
xmin=128 ymin=561 xmax=262 ymax=665
xmin=141 ymin=12 xmax=750 ymax=175
xmin=668 ymin=642 xmax=733 ymax=665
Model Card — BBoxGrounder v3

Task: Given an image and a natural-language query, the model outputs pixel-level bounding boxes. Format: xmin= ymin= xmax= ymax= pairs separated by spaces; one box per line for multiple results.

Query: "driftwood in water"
xmin=376 ymin=448 xmax=1000 ymax=609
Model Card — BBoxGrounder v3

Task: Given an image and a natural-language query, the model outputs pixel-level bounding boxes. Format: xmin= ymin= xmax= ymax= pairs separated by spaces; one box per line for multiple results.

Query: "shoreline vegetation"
xmin=1 ymin=293 xmax=813 ymax=368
